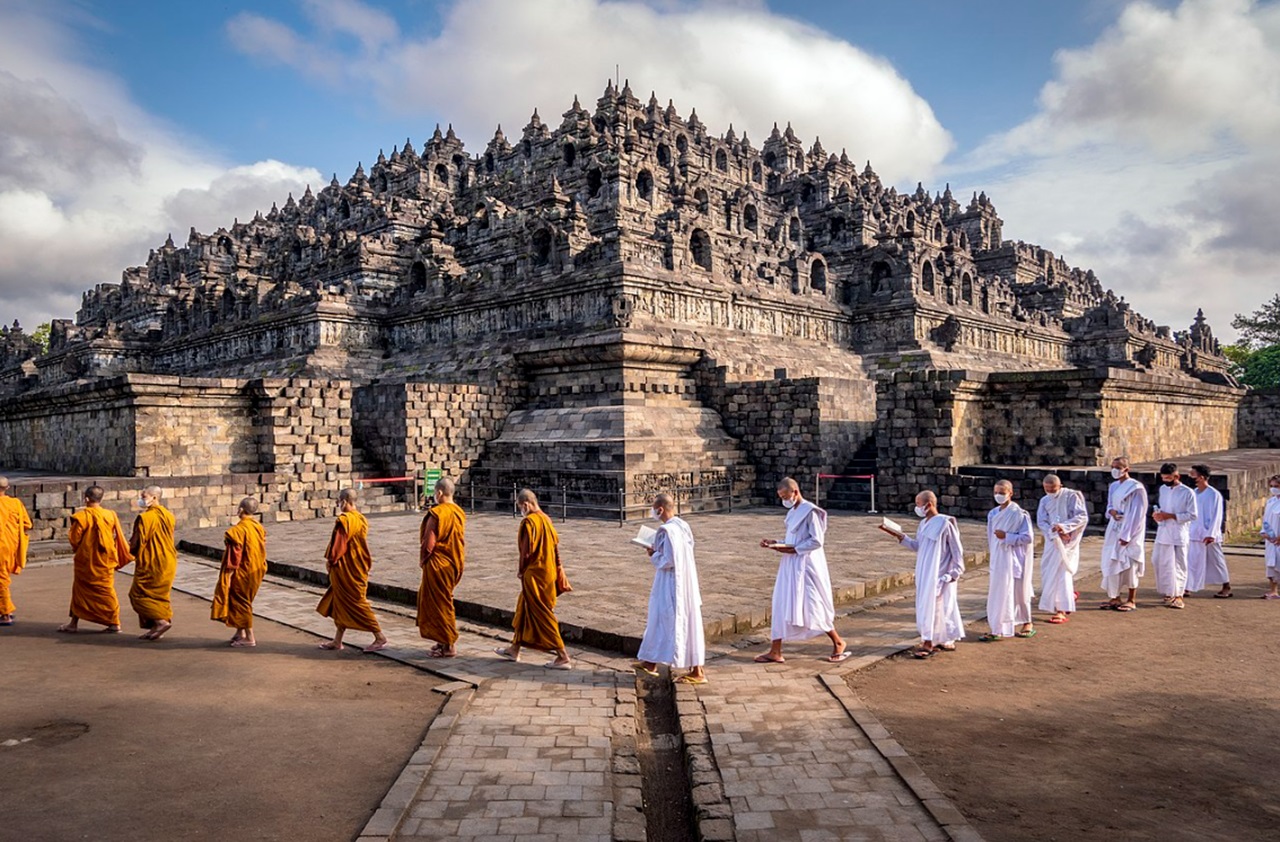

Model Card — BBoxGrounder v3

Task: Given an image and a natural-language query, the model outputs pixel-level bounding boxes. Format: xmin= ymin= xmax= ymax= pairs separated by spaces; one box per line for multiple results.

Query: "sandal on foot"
xmin=753 ymin=653 xmax=785 ymax=664
xmin=1098 ymin=602 xmax=1121 ymax=610
xmin=977 ymin=633 xmax=1004 ymax=642
xmin=910 ymin=647 xmax=936 ymax=659
xmin=1047 ymin=616 xmax=1069 ymax=624
xmin=493 ymin=647 xmax=520 ymax=662
xmin=1114 ymin=603 xmax=1136 ymax=612
xmin=827 ymin=651 xmax=853 ymax=662
xmin=1213 ymin=592 xmax=1233 ymax=599
xmin=1015 ymin=628 xmax=1037 ymax=638
xmin=633 ymin=662 xmax=660 ymax=677
xmin=674 ymin=674 xmax=708 ymax=685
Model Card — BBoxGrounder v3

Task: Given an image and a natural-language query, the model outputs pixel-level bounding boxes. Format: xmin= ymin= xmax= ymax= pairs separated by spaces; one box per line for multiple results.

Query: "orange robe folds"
xmin=0 ymin=495 xmax=32 ymax=616
xmin=128 ymin=505 xmax=178 ymax=627
xmin=67 ymin=506 xmax=133 ymax=626
xmin=417 ymin=502 xmax=466 ymax=646
xmin=316 ymin=510 xmax=381 ymax=633
xmin=211 ymin=517 xmax=266 ymax=629
xmin=512 ymin=510 xmax=565 ymax=653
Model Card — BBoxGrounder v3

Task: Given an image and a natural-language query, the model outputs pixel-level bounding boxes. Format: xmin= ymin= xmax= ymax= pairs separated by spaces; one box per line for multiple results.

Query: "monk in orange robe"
xmin=494 ymin=488 xmax=571 ymax=669
xmin=317 ymin=488 xmax=388 ymax=652
xmin=58 ymin=485 xmax=132 ymax=633
xmin=211 ymin=497 xmax=267 ymax=648
xmin=0 ymin=476 xmax=32 ymax=625
xmin=417 ymin=477 xmax=466 ymax=658
xmin=128 ymin=486 xmax=178 ymax=640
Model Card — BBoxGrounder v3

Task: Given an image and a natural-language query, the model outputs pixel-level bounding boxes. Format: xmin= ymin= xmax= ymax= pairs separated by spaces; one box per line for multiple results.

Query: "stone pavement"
xmin=155 ymin=542 xmax=1019 ymax=842
xmin=181 ymin=508 xmax=993 ymax=648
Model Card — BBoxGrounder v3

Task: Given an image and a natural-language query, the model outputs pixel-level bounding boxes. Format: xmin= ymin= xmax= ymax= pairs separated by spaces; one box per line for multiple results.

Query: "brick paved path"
xmin=159 ymin=549 xmax=1013 ymax=841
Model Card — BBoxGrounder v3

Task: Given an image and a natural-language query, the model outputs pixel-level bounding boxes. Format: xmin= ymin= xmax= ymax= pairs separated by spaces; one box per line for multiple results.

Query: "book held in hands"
xmin=880 ymin=516 xmax=905 ymax=538
xmin=631 ymin=525 xmax=657 ymax=549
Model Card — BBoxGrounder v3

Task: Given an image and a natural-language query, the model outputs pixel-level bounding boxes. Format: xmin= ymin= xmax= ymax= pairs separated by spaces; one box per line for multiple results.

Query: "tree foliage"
xmin=30 ymin=322 xmax=51 ymax=354
xmin=1232 ymin=294 xmax=1280 ymax=348
xmin=1238 ymin=344 xmax=1280 ymax=389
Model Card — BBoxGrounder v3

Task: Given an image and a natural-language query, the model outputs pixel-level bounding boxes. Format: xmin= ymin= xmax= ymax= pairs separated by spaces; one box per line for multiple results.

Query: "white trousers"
xmin=1151 ymin=542 xmax=1189 ymax=598
xmin=1186 ymin=540 xmax=1230 ymax=590
xmin=1103 ymin=565 xmax=1141 ymax=599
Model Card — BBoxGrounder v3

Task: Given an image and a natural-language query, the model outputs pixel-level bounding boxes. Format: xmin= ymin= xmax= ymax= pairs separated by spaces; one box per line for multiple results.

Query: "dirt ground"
xmin=847 ymin=553 xmax=1280 ymax=842
xmin=0 ymin=564 xmax=444 ymax=842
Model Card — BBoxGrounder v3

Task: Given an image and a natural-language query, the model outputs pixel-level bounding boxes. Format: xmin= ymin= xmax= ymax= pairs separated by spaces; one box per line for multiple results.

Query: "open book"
xmin=764 ymin=540 xmax=794 ymax=549
xmin=631 ymin=525 xmax=657 ymax=549
xmin=879 ymin=516 xmax=905 ymax=538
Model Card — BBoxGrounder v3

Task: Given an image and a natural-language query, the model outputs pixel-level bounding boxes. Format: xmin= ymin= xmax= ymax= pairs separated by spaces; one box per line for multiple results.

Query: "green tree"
xmin=30 ymin=322 xmax=51 ymax=354
xmin=1239 ymin=344 xmax=1280 ymax=389
xmin=1222 ymin=343 xmax=1252 ymax=378
xmin=1232 ymin=294 xmax=1280 ymax=348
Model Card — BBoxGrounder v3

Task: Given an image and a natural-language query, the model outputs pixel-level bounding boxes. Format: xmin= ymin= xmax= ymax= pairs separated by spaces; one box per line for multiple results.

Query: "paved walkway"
xmin=159 ymin=547 xmax=1003 ymax=842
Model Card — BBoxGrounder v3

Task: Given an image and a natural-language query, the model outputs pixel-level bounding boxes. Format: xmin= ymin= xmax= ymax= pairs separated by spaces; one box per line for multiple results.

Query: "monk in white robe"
xmin=1151 ymin=462 xmax=1196 ymax=609
xmin=756 ymin=477 xmax=847 ymax=664
xmin=882 ymin=490 xmax=965 ymax=658
xmin=1263 ymin=475 xmax=1280 ymax=599
xmin=1037 ymin=474 xmax=1087 ymax=624
xmin=1100 ymin=457 xmax=1147 ymax=612
xmin=981 ymin=480 xmax=1034 ymax=640
xmin=636 ymin=493 xmax=706 ymax=684
xmin=1187 ymin=464 xmax=1231 ymax=598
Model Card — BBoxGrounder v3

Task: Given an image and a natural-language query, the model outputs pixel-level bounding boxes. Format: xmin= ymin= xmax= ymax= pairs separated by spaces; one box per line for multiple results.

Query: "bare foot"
xmin=364 ymin=640 xmax=389 ymax=653
xmin=318 ymin=640 xmax=343 ymax=651
xmin=57 ymin=623 xmax=79 ymax=634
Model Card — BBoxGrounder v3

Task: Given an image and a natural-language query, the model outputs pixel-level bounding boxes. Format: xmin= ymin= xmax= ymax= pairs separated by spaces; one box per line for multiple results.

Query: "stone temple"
xmin=1 ymin=82 xmax=1277 ymax=537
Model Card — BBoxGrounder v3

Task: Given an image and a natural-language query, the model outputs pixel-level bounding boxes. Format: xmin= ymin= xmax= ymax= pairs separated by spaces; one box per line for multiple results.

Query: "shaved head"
xmin=517 ymin=488 xmax=538 ymax=506
xmin=915 ymin=490 xmax=937 ymax=506
xmin=993 ymin=480 xmax=1013 ymax=493
xmin=144 ymin=486 xmax=163 ymax=500
xmin=238 ymin=497 xmax=260 ymax=516
xmin=1042 ymin=474 xmax=1062 ymax=490
xmin=653 ymin=492 xmax=675 ymax=512
xmin=435 ymin=477 xmax=455 ymax=497
xmin=1111 ymin=457 xmax=1130 ymax=469
xmin=0 ymin=476 xmax=9 ymax=495
xmin=338 ymin=488 xmax=357 ymax=505
xmin=776 ymin=477 xmax=799 ymax=493
xmin=85 ymin=485 xmax=105 ymax=503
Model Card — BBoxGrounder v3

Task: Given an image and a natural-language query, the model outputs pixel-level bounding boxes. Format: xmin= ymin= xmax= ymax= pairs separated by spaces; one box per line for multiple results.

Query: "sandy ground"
xmin=847 ymin=552 xmax=1280 ymax=842
xmin=0 ymin=564 xmax=445 ymax=842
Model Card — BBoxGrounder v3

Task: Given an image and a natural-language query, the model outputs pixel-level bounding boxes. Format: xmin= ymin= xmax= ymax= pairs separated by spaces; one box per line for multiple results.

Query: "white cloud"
xmin=0 ymin=1 xmax=321 ymax=331
xmin=226 ymin=0 xmax=953 ymax=182
xmin=954 ymin=0 xmax=1280 ymax=343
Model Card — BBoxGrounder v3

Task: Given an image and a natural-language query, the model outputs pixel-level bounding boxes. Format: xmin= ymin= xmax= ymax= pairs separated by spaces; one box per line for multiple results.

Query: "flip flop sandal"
xmin=1114 ymin=604 xmax=1136 ymax=612
xmin=493 ymin=647 xmax=520 ymax=662
xmin=1213 ymin=592 xmax=1234 ymax=598
xmin=1098 ymin=602 xmax=1120 ymax=610
xmin=1014 ymin=628 xmax=1037 ymax=638
xmin=911 ymin=648 xmax=936 ymax=659
xmin=936 ymin=644 xmax=956 ymax=651
xmin=633 ymin=663 xmax=660 ymax=677
xmin=827 ymin=651 xmax=854 ymax=662
xmin=674 ymin=674 xmax=708 ymax=685
xmin=977 ymin=633 xmax=1003 ymax=642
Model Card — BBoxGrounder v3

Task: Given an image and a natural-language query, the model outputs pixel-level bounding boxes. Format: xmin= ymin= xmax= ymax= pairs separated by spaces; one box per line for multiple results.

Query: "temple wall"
xmin=875 ymin=367 xmax=1247 ymax=515
xmin=1239 ymin=388 xmax=1280 ymax=448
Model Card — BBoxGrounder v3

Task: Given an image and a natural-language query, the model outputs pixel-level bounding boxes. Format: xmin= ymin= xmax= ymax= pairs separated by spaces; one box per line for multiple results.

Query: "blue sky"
xmin=1 ymin=0 xmax=1275 ymax=342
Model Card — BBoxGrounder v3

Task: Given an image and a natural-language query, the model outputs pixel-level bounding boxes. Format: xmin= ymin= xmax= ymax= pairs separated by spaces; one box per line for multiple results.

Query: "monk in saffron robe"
xmin=128 ymin=485 xmax=178 ymax=640
xmin=58 ymin=484 xmax=132 ymax=633
xmin=417 ymin=477 xmax=466 ymax=658
xmin=494 ymin=489 xmax=571 ymax=669
xmin=211 ymin=497 xmax=267 ymax=647
xmin=0 ymin=476 xmax=32 ymax=625
xmin=317 ymin=488 xmax=388 ymax=652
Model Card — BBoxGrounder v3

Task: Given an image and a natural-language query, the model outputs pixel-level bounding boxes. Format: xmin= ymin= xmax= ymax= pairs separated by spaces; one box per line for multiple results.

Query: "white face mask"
xmin=1045 ymin=489 xmax=1060 ymax=499
xmin=1111 ymin=468 xmax=1124 ymax=479
xmin=782 ymin=497 xmax=796 ymax=509
xmin=651 ymin=508 xmax=662 ymax=521
xmin=1271 ymin=487 xmax=1280 ymax=497
xmin=994 ymin=493 xmax=1009 ymax=505
xmin=914 ymin=505 xmax=928 ymax=518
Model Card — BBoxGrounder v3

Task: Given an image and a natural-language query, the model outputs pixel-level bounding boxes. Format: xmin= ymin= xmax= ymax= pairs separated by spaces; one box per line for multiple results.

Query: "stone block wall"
xmin=1239 ymin=388 xmax=1280 ymax=448
xmin=876 ymin=367 xmax=1247 ymax=514
xmin=710 ymin=375 xmax=876 ymax=498
xmin=353 ymin=381 xmax=520 ymax=482
xmin=0 ymin=378 xmax=140 ymax=475
xmin=248 ymin=378 xmax=354 ymax=522
xmin=10 ymin=473 xmax=272 ymax=540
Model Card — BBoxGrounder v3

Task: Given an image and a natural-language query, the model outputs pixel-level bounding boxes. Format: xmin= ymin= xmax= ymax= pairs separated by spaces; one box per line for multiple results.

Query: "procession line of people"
xmin=2 ymin=467 xmax=1278 ymax=683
